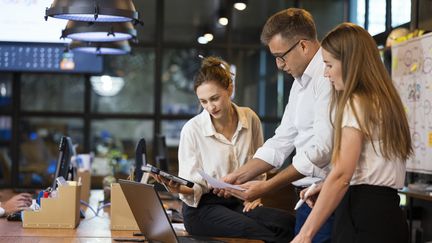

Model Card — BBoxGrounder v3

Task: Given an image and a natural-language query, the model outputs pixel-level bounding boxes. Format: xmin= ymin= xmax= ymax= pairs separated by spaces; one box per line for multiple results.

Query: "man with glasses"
xmin=220 ymin=8 xmax=334 ymax=243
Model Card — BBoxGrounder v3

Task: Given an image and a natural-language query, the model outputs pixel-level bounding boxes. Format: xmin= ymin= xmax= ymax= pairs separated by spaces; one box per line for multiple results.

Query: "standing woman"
xmin=292 ymin=23 xmax=412 ymax=243
xmin=157 ymin=56 xmax=294 ymax=243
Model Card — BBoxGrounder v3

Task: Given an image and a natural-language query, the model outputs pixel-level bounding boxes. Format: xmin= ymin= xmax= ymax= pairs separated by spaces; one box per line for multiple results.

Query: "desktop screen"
xmin=52 ymin=136 xmax=75 ymax=190
xmin=134 ymin=138 xmax=147 ymax=182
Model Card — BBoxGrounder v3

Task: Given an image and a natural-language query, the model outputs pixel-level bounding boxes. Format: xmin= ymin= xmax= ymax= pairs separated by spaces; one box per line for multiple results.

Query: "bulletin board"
xmin=392 ymin=32 xmax=432 ymax=174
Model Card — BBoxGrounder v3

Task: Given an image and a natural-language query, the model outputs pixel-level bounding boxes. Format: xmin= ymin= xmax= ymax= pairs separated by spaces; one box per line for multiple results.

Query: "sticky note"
xmin=392 ymin=58 xmax=398 ymax=70
xmin=429 ymin=132 xmax=432 ymax=147
xmin=411 ymin=63 xmax=418 ymax=72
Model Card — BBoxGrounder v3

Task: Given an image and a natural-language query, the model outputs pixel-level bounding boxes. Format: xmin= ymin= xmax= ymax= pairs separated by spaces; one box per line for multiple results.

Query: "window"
xmin=90 ymin=119 xmax=154 ymax=181
xmin=21 ymin=74 xmax=84 ymax=112
xmin=19 ymin=117 xmax=84 ymax=187
xmin=392 ymin=0 xmax=411 ymax=27
xmin=91 ymin=48 xmax=155 ymax=114
xmin=368 ymin=0 xmax=386 ymax=36
xmin=350 ymin=0 xmax=366 ymax=27
xmin=0 ymin=74 xmax=12 ymax=112
xmin=161 ymin=48 xmax=227 ymax=115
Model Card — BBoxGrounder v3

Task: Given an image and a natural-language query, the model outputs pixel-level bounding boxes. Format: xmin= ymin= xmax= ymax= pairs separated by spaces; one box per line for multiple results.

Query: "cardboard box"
xmin=22 ymin=181 xmax=81 ymax=229
xmin=77 ymin=170 xmax=91 ymax=203
xmin=110 ymin=183 xmax=139 ymax=230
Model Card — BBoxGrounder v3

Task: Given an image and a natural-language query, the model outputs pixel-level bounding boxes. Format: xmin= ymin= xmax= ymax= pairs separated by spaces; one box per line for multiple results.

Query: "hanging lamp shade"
xmin=61 ymin=21 xmax=137 ymax=42
xmin=70 ymin=40 xmax=131 ymax=55
xmin=45 ymin=0 xmax=140 ymax=23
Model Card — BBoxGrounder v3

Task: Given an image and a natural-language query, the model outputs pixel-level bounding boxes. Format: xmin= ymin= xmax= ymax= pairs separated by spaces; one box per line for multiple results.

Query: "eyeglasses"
xmin=275 ymin=40 xmax=301 ymax=63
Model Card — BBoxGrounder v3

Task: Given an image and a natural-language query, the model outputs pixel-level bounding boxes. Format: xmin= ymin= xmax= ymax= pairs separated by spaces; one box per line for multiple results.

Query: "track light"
xmin=61 ymin=21 xmax=137 ymax=42
xmin=218 ymin=17 xmax=229 ymax=26
xmin=45 ymin=0 xmax=141 ymax=24
xmin=233 ymin=0 xmax=247 ymax=11
xmin=218 ymin=7 xmax=229 ymax=26
xmin=70 ymin=40 xmax=131 ymax=55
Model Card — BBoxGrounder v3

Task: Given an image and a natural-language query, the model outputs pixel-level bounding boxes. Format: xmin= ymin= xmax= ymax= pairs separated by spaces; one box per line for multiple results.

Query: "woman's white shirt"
xmin=342 ymin=100 xmax=406 ymax=189
xmin=178 ymin=104 xmax=264 ymax=207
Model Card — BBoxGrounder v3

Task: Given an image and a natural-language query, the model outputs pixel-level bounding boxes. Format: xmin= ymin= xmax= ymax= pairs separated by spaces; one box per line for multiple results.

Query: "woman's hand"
xmin=290 ymin=232 xmax=312 ymax=243
xmin=242 ymin=198 xmax=263 ymax=213
xmin=154 ymin=175 xmax=181 ymax=193
xmin=300 ymin=182 xmax=323 ymax=208
xmin=3 ymin=193 xmax=32 ymax=215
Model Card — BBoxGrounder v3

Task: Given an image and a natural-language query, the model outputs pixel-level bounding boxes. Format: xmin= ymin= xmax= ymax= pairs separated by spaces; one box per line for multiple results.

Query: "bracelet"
xmin=0 ymin=202 xmax=5 ymax=217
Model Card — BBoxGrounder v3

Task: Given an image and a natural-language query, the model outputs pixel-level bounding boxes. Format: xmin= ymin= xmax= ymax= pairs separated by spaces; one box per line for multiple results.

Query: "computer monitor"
xmin=155 ymin=134 xmax=169 ymax=172
xmin=51 ymin=136 xmax=75 ymax=190
xmin=134 ymin=138 xmax=147 ymax=182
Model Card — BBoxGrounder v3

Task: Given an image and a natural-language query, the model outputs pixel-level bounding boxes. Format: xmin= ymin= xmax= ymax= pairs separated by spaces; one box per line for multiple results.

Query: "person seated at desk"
xmin=0 ymin=193 xmax=32 ymax=217
xmin=154 ymin=56 xmax=295 ymax=243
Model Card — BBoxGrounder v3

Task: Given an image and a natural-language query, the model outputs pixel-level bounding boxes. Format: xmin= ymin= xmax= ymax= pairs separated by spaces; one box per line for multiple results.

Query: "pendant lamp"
xmin=45 ymin=0 xmax=141 ymax=23
xmin=70 ymin=40 xmax=131 ymax=55
xmin=61 ymin=21 xmax=137 ymax=42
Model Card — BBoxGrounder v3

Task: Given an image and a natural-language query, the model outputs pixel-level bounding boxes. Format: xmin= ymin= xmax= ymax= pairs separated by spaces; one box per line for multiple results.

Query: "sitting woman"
xmin=156 ymin=56 xmax=295 ymax=243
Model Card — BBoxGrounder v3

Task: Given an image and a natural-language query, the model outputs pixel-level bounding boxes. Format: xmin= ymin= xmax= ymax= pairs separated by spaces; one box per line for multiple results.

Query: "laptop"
xmin=118 ymin=179 xmax=225 ymax=243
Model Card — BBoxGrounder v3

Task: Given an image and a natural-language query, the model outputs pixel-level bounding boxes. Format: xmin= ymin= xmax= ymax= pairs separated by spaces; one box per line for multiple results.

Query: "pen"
xmin=294 ymin=183 xmax=317 ymax=210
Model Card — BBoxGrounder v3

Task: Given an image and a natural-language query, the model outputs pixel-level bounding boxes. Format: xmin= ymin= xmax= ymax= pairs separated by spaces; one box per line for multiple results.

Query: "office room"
xmin=0 ymin=0 xmax=431 ymax=242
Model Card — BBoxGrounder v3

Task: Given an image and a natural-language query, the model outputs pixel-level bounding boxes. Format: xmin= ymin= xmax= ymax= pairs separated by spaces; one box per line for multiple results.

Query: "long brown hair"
xmin=322 ymin=23 xmax=412 ymax=162
xmin=194 ymin=56 xmax=232 ymax=92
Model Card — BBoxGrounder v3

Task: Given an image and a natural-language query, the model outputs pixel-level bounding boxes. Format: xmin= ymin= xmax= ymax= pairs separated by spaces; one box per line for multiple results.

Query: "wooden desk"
xmin=0 ymin=190 xmax=262 ymax=243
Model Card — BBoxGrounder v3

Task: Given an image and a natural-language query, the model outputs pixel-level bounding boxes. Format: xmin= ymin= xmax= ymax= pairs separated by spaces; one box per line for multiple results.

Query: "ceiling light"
xmin=70 ymin=40 xmax=131 ymax=55
xmin=234 ymin=1 xmax=247 ymax=11
xmin=61 ymin=21 xmax=137 ymax=42
xmin=91 ymin=75 xmax=125 ymax=96
xmin=217 ymin=6 xmax=229 ymax=26
xmin=218 ymin=17 xmax=229 ymax=26
xmin=203 ymin=33 xmax=214 ymax=42
xmin=45 ymin=0 xmax=141 ymax=23
xmin=197 ymin=36 xmax=208 ymax=44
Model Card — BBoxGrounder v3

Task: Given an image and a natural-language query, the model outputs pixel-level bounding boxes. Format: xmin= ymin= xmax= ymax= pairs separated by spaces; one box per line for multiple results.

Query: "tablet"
xmin=142 ymin=164 xmax=194 ymax=188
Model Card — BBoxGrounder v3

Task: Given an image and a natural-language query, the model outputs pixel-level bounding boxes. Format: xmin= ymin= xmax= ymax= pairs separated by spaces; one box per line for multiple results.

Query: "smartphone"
xmin=141 ymin=164 xmax=194 ymax=188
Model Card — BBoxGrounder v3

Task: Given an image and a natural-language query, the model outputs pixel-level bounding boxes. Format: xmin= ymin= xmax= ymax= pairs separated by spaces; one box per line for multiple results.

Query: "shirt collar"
xmin=200 ymin=103 xmax=249 ymax=137
xmin=295 ymin=47 xmax=323 ymax=88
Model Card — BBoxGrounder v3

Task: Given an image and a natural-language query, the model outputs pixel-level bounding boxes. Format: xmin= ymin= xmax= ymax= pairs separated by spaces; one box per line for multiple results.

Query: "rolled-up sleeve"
xmin=253 ymin=103 xmax=297 ymax=168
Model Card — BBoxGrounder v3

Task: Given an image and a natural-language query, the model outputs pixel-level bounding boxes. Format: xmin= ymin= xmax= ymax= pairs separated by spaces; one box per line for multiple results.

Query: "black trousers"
xmin=332 ymin=184 xmax=408 ymax=243
xmin=182 ymin=193 xmax=295 ymax=243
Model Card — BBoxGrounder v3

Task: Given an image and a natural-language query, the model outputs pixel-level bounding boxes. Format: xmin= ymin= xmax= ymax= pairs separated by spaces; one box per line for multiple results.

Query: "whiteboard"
xmin=392 ymin=32 xmax=432 ymax=174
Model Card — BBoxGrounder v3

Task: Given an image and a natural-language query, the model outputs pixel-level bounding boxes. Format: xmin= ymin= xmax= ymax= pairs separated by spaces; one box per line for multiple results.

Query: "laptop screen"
xmin=119 ymin=179 xmax=179 ymax=243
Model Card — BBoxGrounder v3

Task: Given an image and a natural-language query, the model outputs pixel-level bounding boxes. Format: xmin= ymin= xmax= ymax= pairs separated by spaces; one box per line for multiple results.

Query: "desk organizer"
xmin=77 ymin=170 xmax=91 ymax=203
xmin=22 ymin=181 xmax=81 ymax=229
xmin=110 ymin=182 xmax=139 ymax=230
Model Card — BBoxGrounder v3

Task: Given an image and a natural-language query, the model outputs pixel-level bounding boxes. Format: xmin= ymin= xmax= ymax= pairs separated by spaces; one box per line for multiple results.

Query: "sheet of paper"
xmin=292 ymin=177 xmax=322 ymax=187
xmin=198 ymin=170 xmax=245 ymax=191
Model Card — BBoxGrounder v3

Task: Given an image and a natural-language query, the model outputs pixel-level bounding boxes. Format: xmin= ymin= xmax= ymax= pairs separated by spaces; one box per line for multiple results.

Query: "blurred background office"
xmin=2 ymin=0 xmax=432 ymax=242
xmin=0 ymin=0 xmax=426 ymax=189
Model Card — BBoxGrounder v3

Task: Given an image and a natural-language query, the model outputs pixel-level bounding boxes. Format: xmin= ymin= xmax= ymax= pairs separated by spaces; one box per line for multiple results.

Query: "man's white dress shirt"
xmin=254 ymin=48 xmax=333 ymax=179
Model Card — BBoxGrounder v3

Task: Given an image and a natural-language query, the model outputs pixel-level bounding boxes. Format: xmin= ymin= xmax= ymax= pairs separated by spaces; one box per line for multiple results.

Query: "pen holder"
xmin=110 ymin=182 xmax=139 ymax=230
xmin=22 ymin=181 xmax=81 ymax=229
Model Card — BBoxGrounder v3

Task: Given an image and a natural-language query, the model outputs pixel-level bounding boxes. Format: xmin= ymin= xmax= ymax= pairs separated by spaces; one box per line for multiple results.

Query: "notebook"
xmin=118 ymin=179 xmax=225 ymax=243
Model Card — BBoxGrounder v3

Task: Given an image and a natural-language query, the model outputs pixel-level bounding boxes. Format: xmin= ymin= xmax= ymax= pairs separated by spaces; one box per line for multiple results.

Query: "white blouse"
xmin=178 ymin=104 xmax=264 ymax=207
xmin=342 ymin=100 xmax=406 ymax=189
